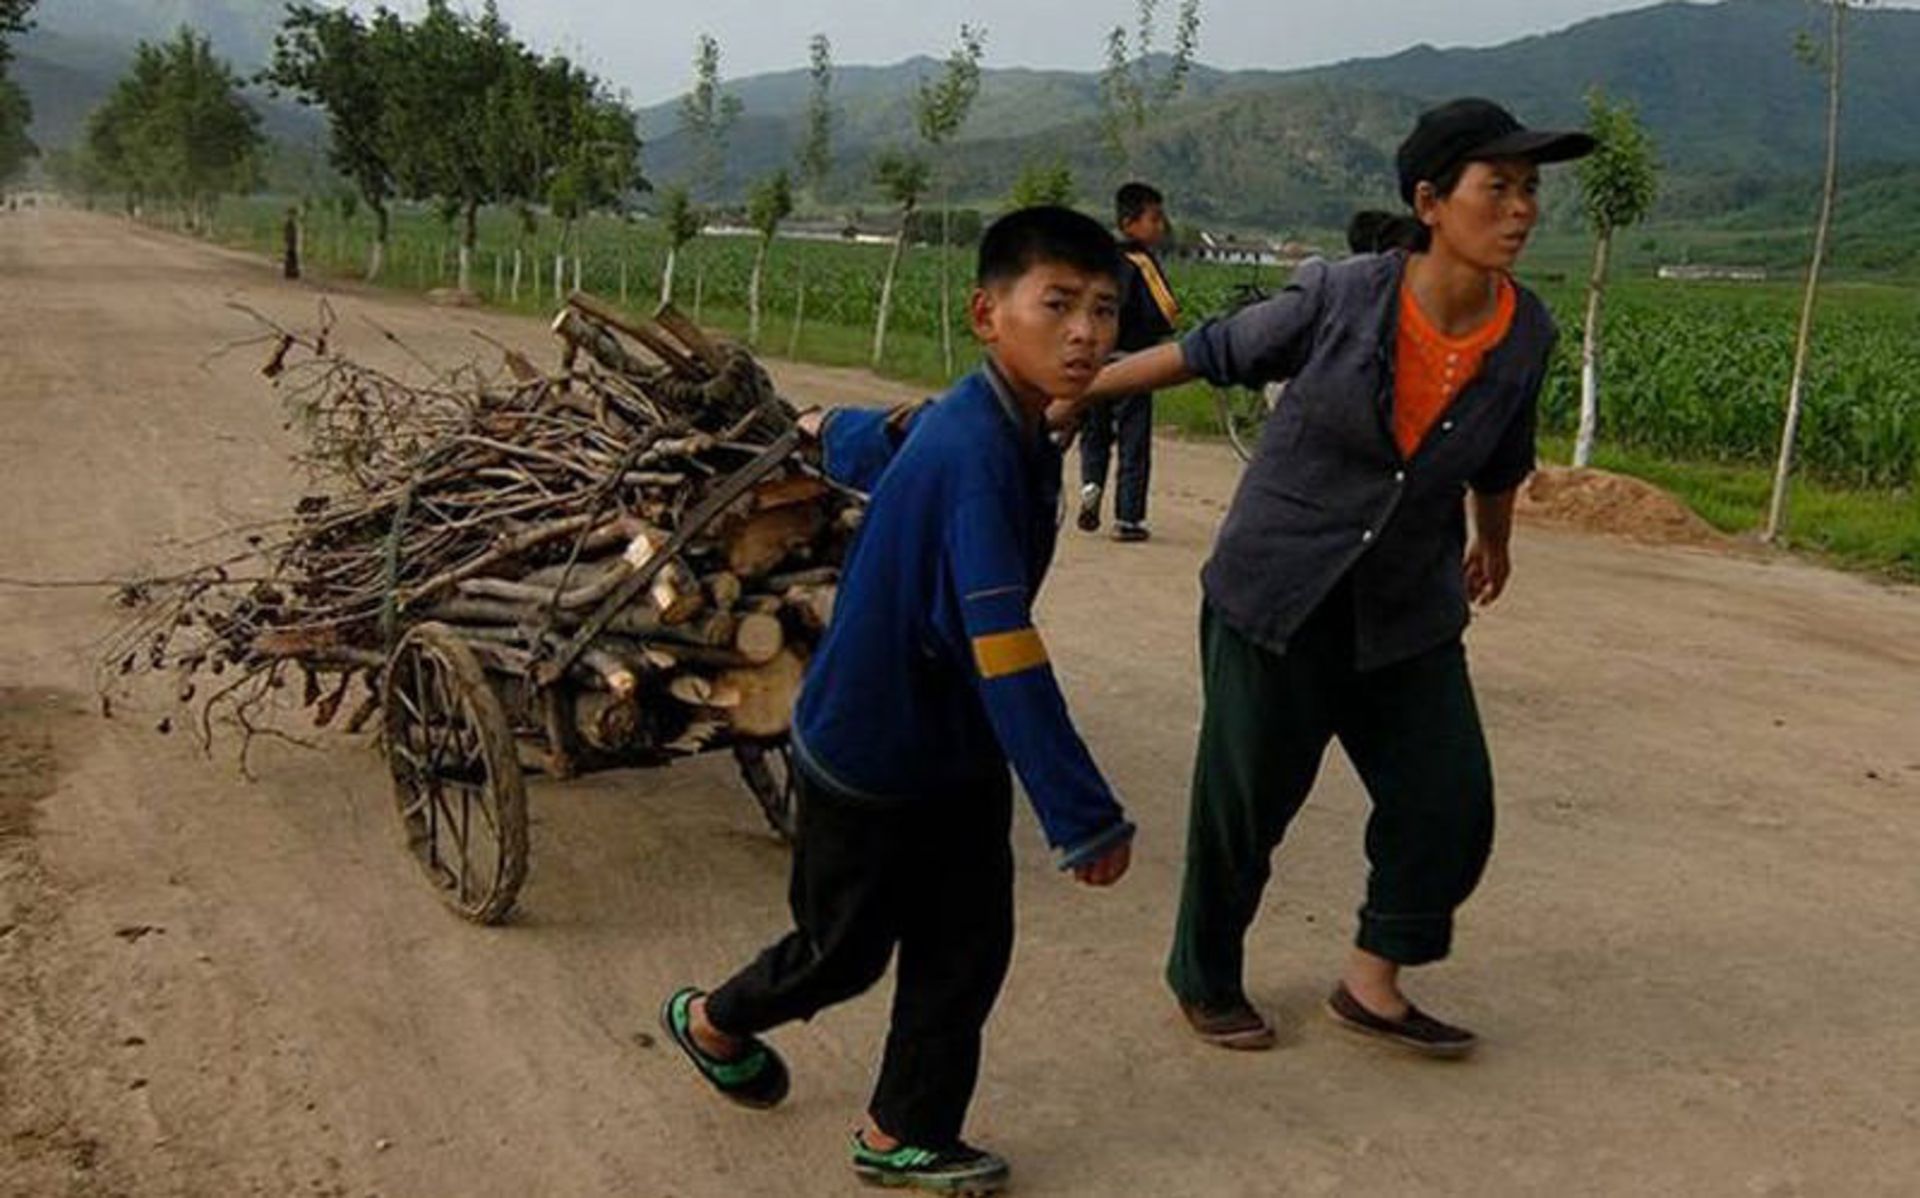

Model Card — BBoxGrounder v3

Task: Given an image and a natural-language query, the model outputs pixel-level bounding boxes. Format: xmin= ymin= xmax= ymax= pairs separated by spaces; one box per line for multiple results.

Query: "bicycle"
xmin=1210 ymin=278 xmax=1285 ymax=462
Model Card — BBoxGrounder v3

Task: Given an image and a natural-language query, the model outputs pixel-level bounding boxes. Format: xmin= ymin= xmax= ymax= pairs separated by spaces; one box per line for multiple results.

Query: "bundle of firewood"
xmin=103 ymin=293 xmax=857 ymax=773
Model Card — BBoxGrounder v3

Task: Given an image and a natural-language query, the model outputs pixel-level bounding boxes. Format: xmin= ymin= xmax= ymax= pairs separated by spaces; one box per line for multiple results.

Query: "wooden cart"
xmin=377 ymin=428 xmax=825 ymax=925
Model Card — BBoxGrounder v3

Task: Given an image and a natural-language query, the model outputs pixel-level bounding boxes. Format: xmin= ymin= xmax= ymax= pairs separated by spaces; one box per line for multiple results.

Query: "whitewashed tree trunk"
xmin=872 ymin=228 xmax=908 ymax=367
xmin=661 ymin=245 xmax=678 ymax=305
xmin=572 ymin=254 xmax=582 ymax=294
xmin=788 ymin=265 xmax=807 ymax=358
xmin=749 ymin=236 xmax=770 ymax=344
xmin=1574 ymin=229 xmax=1612 ymax=468
xmin=553 ymin=253 xmax=563 ymax=302
xmin=1766 ymin=0 xmax=1846 ymax=543
xmin=939 ymin=196 xmax=954 ymax=377
xmin=511 ymin=247 xmax=522 ymax=303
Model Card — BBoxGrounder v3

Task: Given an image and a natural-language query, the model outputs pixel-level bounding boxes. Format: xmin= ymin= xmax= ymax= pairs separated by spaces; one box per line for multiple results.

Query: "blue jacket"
xmin=795 ymin=366 xmax=1134 ymax=869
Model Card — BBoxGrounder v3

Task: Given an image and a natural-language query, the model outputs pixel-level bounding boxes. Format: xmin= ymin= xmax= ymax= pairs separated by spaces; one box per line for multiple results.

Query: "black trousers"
xmin=1167 ymin=589 xmax=1496 ymax=1006
xmin=706 ymin=768 xmax=1015 ymax=1148
xmin=1079 ymin=391 xmax=1153 ymax=524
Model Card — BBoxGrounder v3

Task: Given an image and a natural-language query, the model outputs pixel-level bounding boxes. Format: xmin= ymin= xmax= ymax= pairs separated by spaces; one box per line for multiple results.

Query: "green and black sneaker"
xmin=850 ymin=1130 xmax=1010 ymax=1195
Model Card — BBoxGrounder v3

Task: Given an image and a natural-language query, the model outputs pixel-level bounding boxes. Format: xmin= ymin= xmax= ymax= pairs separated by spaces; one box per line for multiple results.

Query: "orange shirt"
xmin=1393 ymin=274 xmax=1516 ymax=459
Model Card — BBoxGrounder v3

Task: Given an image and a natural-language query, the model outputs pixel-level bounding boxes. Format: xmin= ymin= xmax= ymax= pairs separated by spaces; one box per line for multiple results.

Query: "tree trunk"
xmin=511 ymin=246 xmax=522 ymax=303
xmin=459 ymin=202 xmax=478 ymax=294
xmin=1574 ymin=228 xmax=1612 ymax=468
xmin=1766 ymin=0 xmax=1845 ymax=544
xmin=872 ymin=222 xmax=909 ymax=368
xmin=661 ymin=244 xmax=677 ymax=306
xmin=572 ymin=254 xmax=582 ymax=294
xmin=693 ymin=267 xmax=705 ymax=324
xmin=620 ymin=259 xmax=628 ymax=304
xmin=939 ymin=191 xmax=954 ymax=377
xmin=749 ymin=235 xmax=770 ymax=345
xmin=788 ymin=262 xmax=807 ymax=358
xmin=553 ymin=251 xmax=563 ymax=304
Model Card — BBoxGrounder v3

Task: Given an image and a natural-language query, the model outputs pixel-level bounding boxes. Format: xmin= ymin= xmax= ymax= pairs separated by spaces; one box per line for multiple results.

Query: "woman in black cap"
xmin=1081 ymin=98 xmax=1593 ymax=1056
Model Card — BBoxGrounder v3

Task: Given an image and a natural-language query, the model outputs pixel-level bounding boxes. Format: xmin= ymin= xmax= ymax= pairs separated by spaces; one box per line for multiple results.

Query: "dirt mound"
xmin=1518 ymin=466 xmax=1726 ymax=547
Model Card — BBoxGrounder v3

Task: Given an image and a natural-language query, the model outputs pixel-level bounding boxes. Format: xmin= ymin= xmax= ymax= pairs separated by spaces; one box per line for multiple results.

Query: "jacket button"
xmin=1441 ymin=420 xmax=1455 ymax=432
xmin=1393 ymin=470 xmax=1406 ymax=483
xmin=1361 ymin=530 xmax=1375 ymax=543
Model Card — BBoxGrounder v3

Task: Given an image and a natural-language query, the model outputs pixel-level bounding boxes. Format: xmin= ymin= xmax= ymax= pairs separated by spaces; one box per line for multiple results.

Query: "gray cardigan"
xmin=1182 ymin=251 xmax=1556 ymax=671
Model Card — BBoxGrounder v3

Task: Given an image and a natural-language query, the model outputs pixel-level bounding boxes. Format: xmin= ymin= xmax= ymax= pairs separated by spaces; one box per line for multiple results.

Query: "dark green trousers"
xmin=1167 ymin=592 xmax=1495 ymax=1006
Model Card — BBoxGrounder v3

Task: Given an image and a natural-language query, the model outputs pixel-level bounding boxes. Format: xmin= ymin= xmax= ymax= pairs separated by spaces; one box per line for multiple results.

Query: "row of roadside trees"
xmin=263 ymin=0 xmax=641 ymax=293
xmin=0 ymin=0 xmax=35 ymax=185
xmin=51 ymin=0 xmax=642 ymax=297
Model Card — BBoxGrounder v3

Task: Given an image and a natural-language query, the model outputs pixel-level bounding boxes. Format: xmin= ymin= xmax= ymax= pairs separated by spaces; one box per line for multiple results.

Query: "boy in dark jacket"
xmin=661 ymin=207 xmax=1135 ymax=1196
xmin=1077 ymin=181 xmax=1179 ymax=542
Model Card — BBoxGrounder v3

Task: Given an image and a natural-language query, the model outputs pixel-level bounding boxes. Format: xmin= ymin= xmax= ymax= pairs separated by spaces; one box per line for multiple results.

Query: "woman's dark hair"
xmin=977 ymin=205 xmax=1122 ymax=288
xmin=1346 ymin=210 xmax=1429 ymax=255
xmin=1349 ymin=158 xmax=1471 ymax=256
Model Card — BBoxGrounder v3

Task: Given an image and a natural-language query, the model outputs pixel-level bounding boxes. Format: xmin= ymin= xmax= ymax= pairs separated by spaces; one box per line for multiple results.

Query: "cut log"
xmin=753 ymin=475 xmax=831 ymax=511
xmin=717 ymin=649 xmax=805 ymax=738
xmin=732 ymin=611 xmax=785 ymax=666
xmin=579 ymin=644 xmax=639 ymax=699
xmin=565 ymin=291 xmax=701 ymax=377
xmin=705 ymin=571 xmax=744 ymax=610
xmin=652 ymin=302 xmax=728 ymax=373
xmin=782 ymin=583 xmax=836 ymax=635
xmin=726 ymin=504 xmax=826 ymax=578
xmin=574 ymin=691 xmax=641 ymax=752
xmin=551 ymin=308 xmax=653 ymax=377
xmin=764 ymin=566 xmax=840 ymax=591
xmin=662 ymin=718 xmax=724 ymax=756
xmin=668 ymin=675 xmax=713 ymax=706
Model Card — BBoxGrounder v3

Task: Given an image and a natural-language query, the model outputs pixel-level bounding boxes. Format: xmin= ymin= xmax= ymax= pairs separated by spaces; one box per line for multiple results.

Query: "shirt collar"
xmin=981 ymin=357 xmax=1041 ymax=445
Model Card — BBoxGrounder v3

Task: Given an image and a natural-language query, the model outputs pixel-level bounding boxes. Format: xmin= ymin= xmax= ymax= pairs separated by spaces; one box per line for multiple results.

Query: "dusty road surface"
xmin=3 ymin=208 xmax=1918 ymax=1198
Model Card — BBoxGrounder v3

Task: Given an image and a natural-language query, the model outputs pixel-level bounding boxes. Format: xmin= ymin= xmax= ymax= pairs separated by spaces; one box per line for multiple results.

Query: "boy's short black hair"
xmin=1115 ymin=182 xmax=1165 ymax=227
xmin=976 ymin=205 xmax=1122 ymax=289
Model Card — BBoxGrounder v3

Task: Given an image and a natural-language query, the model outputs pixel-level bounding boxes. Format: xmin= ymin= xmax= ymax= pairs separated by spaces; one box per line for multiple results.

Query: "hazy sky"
xmin=425 ymin=0 xmax=1910 ymax=109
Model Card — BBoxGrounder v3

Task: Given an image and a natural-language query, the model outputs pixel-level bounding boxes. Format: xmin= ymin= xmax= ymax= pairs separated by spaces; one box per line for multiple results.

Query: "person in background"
xmin=1077 ymin=181 xmax=1179 ymax=543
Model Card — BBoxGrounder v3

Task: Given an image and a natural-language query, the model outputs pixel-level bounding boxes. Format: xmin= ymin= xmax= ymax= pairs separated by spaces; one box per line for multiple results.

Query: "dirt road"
xmin=4 ymin=208 xmax=1918 ymax=1198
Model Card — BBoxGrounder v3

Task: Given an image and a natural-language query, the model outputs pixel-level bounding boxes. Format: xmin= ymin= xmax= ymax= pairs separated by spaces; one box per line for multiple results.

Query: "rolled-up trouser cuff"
xmin=1356 ymin=907 xmax=1453 ymax=966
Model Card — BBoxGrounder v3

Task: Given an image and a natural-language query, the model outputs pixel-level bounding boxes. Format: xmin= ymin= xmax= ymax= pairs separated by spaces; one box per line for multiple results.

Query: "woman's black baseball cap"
xmin=1396 ymin=98 xmax=1596 ymax=204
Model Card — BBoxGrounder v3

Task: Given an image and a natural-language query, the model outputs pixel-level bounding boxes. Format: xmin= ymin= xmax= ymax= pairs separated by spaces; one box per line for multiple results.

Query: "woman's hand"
xmin=1465 ymin=487 xmax=1519 ymax=606
xmin=1463 ymin=538 xmax=1511 ymax=606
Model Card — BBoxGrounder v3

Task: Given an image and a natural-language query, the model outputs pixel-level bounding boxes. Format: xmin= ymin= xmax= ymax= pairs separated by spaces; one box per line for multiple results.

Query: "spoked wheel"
xmin=734 ymin=739 xmax=799 ymax=842
xmin=1215 ymin=381 xmax=1283 ymax=462
xmin=381 ymin=623 xmax=529 ymax=924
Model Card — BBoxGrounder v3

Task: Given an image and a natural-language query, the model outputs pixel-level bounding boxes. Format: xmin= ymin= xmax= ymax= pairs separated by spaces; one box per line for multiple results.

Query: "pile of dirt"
xmin=1518 ymin=466 xmax=1727 ymax=547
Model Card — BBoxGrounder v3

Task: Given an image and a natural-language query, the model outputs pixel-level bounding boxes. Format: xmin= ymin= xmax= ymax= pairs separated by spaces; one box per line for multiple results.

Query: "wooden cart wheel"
xmin=381 ymin=623 xmax=529 ymax=924
xmin=734 ymin=739 xmax=799 ymax=842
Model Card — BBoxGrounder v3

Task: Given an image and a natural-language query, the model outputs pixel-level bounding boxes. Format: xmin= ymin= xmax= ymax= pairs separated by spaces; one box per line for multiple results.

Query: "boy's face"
xmin=970 ymin=260 xmax=1120 ymax=406
xmin=1120 ymin=202 xmax=1169 ymax=248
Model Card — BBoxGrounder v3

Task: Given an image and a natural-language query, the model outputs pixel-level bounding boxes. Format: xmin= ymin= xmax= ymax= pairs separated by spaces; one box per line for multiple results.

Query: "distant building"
xmin=1657 ymin=264 xmax=1768 ymax=282
xmin=1190 ymin=231 xmax=1282 ymax=266
xmin=1187 ymin=231 xmax=1322 ymax=268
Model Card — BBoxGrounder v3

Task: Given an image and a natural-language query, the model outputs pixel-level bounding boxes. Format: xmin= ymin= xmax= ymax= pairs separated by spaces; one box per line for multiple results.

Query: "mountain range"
xmin=13 ymin=0 xmax=1920 ymax=234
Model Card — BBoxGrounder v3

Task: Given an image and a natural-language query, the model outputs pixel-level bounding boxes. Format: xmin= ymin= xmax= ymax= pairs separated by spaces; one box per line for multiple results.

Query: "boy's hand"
xmin=795 ymin=407 xmax=827 ymax=440
xmin=1072 ymin=840 xmax=1131 ymax=887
